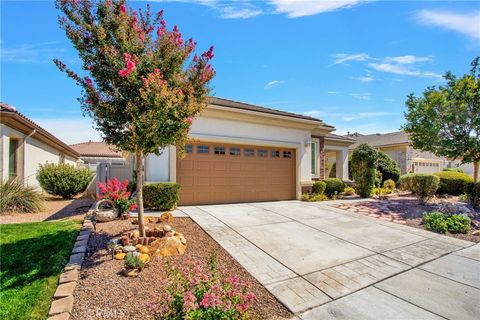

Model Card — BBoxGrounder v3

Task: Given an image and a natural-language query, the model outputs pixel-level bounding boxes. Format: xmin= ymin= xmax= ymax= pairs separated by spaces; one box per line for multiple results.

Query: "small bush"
xmin=399 ymin=173 xmax=415 ymax=192
xmin=433 ymin=171 xmax=473 ymax=195
xmin=377 ymin=151 xmax=401 ymax=183
xmin=343 ymin=186 xmax=355 ymax=196
xmin=323 ymin=178 xmax=346 ymax=197
xmin=312 ymin=181 xmax=327 ymax=195
xmin=466 ymin=182 xmax=480 ymax=209
xmin=411 ymin=174 xmax=440 ymax=203
xmin=351 ymin=144 xmax=377 ymax=197
xmin=143 ymin=182 xmax=180 ymax=210
xmin=372 ymin=187 xmax=393 ymax=196
xmin=446 ymin=215 xmax=471 ymax=234
xmin=383 ymin=179 xmax=396 ymax=190
xmin=37 ymin=163 xmax=93 ymax=199
xmin=124 ymin=255 xmax=146 ymax=270
xmin=98 ymin=178 xmax=137 ymax=216
xmin=423 ymin=212 xmax=448 ymax=233
xmin=301 ymin=193 xmax=328 ymax=202
xmin=443 ymin=168 xmax=463 ymax=173
xmin=150 ymin=256 xmax=255 ymax=319
xmin=0 ymin=179 xmax=45 ymax=213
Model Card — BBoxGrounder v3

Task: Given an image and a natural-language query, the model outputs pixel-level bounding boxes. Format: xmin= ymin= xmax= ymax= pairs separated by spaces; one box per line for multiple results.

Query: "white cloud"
xmin=32 ymin=117 xmax=102 ymax=144
xmin=327 ymin=91 xmax=339 ymax=94
xmin=269 ymin=0 xmax=371 ymax=18
xmin=356 ymin=75 xmax=374 ymax=82
xmin=264 ymin=80 xmax=283 ymax=89
xmin=368 ymin=62 xmax=441 ymax=78
xmin=331 ymin=53 xmax=370 ymax=65
xmin=416 ymin=10 xmax=480 ymax=40
xmin=384 ymin=55 xmax=432 ymax=64
xmin=385 ymin=98 xmax=396 ymax=102
xmin=303 ymin=109 xmax=393 ymax=123
xmin=349 ymin=93 xmax=371 ymax=100
xmin=219 ymin=6 xmax=262 ymax=19
xmin=1 ymin=42 xmax=67 ymax=64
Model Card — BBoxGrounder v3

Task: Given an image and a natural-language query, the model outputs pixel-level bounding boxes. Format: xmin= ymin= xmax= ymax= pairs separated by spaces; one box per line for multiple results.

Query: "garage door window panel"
xmin=197 ymin=145 xmax=210 ymax=154
xmin=229 ymin=147 xmax=241 ymax=156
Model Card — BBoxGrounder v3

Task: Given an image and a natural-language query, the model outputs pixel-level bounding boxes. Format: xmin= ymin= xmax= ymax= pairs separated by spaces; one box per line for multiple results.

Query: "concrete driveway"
xmin=179 ymin=201 xmax=480 ymax=319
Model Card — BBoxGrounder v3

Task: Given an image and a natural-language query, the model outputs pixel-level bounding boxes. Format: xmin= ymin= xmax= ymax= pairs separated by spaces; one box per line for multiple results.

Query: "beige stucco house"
xmin=348 ymin=131 xmax=474 ymax=177
xmin=0 ymin=103 xmax=80 ymax=188
xmin=145 ymin=97 xmax=354 ymax=205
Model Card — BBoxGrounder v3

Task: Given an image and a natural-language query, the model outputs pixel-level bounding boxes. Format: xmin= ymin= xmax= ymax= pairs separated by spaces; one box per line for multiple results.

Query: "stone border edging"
xmin=47 ymin=201 xmax=96 ymax=320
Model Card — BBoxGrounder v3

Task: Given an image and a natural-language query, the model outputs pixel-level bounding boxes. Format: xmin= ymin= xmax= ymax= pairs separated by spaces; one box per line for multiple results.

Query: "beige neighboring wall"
xmin=1 ymin=104 xmax=80 ymax=188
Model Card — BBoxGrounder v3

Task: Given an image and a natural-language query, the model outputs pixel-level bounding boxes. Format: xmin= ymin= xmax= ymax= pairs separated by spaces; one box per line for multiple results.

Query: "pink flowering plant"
xmin=98 ymin=178 xmax=137 ymax=216
xmin=149 ymin=257 xmax=256 ymax=319
xmin=54 ymin=0 xmax=215 ymax=237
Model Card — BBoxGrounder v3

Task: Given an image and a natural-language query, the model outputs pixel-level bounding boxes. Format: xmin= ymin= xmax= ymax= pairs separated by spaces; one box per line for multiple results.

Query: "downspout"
xmin=22 ymin=129 xmax=36 ymax=185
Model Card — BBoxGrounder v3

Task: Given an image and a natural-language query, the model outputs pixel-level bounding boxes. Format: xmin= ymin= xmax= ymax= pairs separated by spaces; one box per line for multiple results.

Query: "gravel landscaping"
xmin=332 ymin=195 xmax=480 ymax=243
xmin=0 ymin=197 xmax=94 ymax=225
xmin=71 ymin=217 xmax=292 ymax=320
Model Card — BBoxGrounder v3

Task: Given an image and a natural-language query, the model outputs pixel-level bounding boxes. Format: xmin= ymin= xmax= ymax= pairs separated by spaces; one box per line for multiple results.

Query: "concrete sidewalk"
xmin=178 ymin=201 xmax=480 ymax=319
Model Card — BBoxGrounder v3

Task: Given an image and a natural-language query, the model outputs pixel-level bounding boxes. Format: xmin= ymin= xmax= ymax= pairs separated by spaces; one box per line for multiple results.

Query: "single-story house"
xmin=145 ymin=97 xmax=354 ymax=205
xmin=0 ymin=102 xmax=80 ymax=188
xmin=70 ymin=140 xmax=126 ymax=167
xmin=348 ymin=131 xmax=474 ymax=176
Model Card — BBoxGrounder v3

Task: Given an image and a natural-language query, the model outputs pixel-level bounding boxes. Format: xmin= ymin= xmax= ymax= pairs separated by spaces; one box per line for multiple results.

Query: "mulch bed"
xmin=332 ymin=195 xmax=480 ymax=243
xmin=0 ymin=197 xmax=94 ymax=225
xmin=71 ymin=217 xmax=292 ymax=320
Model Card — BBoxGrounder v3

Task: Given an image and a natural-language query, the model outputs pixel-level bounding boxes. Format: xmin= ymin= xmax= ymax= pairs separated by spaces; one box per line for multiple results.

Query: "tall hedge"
xmin=351 ymin=144 xmax=378 ymax=197
xmin=433 ymin=171 xmax=473 ymax=195
xmin=37 ymin=163 xmax=93 ymax=199
xmin=377 ymin=151 xmax=401 ymax=183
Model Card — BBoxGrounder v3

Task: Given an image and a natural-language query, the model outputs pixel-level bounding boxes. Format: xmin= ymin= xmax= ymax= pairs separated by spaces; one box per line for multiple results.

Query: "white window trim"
xmin=311 ymin=139 xmax=319 ymax=179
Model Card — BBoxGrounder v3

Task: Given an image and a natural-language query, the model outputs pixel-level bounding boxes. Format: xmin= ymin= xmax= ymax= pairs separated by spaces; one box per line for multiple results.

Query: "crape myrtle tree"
xmin=54 ymin=0 xmax=215 ymax=236
xmin=403 ymin=57 xmax=480 ymax=182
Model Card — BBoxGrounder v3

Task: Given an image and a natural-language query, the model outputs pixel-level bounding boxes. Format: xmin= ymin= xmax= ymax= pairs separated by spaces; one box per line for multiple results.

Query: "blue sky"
xmin=1 ymin=0 xmax=479 ymax=143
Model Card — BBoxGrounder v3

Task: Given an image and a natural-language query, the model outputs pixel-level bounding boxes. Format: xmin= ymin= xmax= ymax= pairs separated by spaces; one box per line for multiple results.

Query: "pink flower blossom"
xmin=120 ymin=4 xmax=126 ymax=13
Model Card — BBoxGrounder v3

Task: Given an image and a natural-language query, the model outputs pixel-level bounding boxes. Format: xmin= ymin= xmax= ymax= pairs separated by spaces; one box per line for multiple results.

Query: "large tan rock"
xmin=159 ymin=211 xmax=174 ymax=223
xmin=148 ymin=235 xmax=186 ymax=257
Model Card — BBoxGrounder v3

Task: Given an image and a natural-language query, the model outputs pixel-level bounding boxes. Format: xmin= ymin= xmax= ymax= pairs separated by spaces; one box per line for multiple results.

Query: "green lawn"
xmin=0 ymin=219 xmax=82 ymax=320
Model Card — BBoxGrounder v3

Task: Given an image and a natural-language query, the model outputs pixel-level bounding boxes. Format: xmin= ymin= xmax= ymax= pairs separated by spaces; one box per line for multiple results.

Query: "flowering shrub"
xmin=149 ymin=257 xmax=256 ymax=319
xmin=98 ymin=178 xmax=137 ymax=216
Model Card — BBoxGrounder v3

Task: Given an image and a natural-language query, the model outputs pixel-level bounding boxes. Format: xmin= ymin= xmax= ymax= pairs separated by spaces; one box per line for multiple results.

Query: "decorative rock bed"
xmin=110 ymin=224 xmax=187 ymax=263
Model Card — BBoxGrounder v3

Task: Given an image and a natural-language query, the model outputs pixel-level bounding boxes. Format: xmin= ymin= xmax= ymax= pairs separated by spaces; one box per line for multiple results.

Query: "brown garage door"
xmin=177 ymin=142 xmax=296 ymax=205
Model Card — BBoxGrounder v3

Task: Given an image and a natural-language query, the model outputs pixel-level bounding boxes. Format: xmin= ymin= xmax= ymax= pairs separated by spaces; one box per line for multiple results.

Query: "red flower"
xmin=185 ymin=117 xmax=193 ymax=124
xmin=120 ymin=4 xmax=126 ymax=13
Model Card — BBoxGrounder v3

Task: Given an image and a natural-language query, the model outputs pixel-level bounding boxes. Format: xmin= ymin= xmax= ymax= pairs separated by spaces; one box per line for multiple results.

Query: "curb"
xmin=47 ymin=202 xmax=96 ymax=320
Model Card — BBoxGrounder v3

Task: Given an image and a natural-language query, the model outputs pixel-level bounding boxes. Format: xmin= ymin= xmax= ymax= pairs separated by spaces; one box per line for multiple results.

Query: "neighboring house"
xmin=348 ymin=131 xmax=474 ymax=177
xmin=145 ymin=97 xmax=355 ymax=205
xmin=70 ymin=140 xmax=126 ymax=167
xmin=0 ymin=102 xmax=80 ymax=188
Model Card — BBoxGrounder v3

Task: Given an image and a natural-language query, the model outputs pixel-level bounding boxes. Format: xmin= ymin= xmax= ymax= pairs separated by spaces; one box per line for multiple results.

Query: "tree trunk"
xmin=135 ymin=151 xmax=146 ymax=237
xmin=474 ymin=161 xmax=479 ymax=183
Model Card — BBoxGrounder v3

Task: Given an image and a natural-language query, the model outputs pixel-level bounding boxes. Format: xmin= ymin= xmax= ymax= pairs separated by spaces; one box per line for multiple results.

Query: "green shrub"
xmin=343 ymin=186 xmax=355 ymax=196
xmin=446 ymin=215 xmax=471 ymax=234
xmin=399 ymin=173 xmax=415 ymax=192
xmin=372 ymin=187 xmax=393 ymax=196
xmin=36 ymin=163 xmax=93 ymax=199
xmin=383 ymin=179 xmax=396 ymax=190
xmin=312 ymin=181 xmax=327 ymax=195
xmin=301 ymin=193 xmax=328 ymax=202
xmin=124 ymin=255 xmax=146 ymax=270
xmin=143 ymin=182 xmax=180 ymax=210
xmin=351 ymin=144 xmax=378 ymax=197
xmin=466 ymin=182 xmax=480 ymax=209
xmin=443 ymin=168 xmax=463 ymax=173
xmin=0 ymin=179 xmax=45 ymax=213
xmin=377 ymin=151 xmax=401 ymax=183
xmin=433 ymin=171 xmax=473 ymax=195
xmin=422 ymin=212 xmax=448 ymax=233
xmin=323 ymin=178 xmax=346 ymax=197
xmin=411 ymin=174 xmax=440 ymax=203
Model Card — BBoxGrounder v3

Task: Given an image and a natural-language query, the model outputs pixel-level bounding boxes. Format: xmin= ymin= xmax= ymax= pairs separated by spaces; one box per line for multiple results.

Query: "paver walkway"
xmin=178 ymin=200 xmax=480 ymax=319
